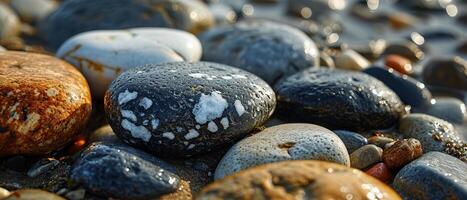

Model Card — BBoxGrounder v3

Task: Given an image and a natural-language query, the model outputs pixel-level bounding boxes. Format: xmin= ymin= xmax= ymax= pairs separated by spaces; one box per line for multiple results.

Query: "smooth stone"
xmin=364 ymin=163 xmax=392 ymax=183
xmin=384 ymin=54 xmax=412 ymax=74
xmin=422 ymin=56 xmax=467 ymax=90
xmin=350 ymin=144 xmax=383 ymax=169
xmin=335 ymin=49 xmax=370 ymax=71
xmin=0 ymin=187 xmax=10 ymax=199
xmin=71 ymin=142 xmax=180 ymax=199
xmin=363 ymin=67 xmax=432 ymax=109
xmin=104 ymin=62 xmax=276 ymax=157
xmin=88 ymin=125 xmax=121 ymax=144
xmin=27 ymin=158 xmax=60 ymax=178
xmin=4 ymin=189 xmax=65 ymax=200
xmin=215 ymin=123 xmax=350 ymax=179
xmin=10 ymin=0 xmax=58 ymax=22
xmin=383 ymin=138 xmax=423 ymax=169
xmin=333 ymin=130 xmax=368 ymax=153
xmin=56 ymin=28 xmax=201 ymax=98
xmin=274 ymin=68 xmax=405 ymax=131
xmin=0 ymin=51 xmax=92 ymax=156
xmin=0 ymin=45 xmax=5 ymax=51
xmin=39 ymin=0 xmax=214 ymax=50
xmin=425 ymin=97 xmax=466 ymax=124
xmin=383 ymin=42 xmax=424 ymax=61
xmin=198 ymin=160 xmax=401 ymax=200
xmin=200 ymin=20 xmax=319 ymax=84
xmin=64 ymin=188 xmax=85 ymax=200
xmin=399 ymin=114 xmax=466 ymax=160
xmin=0 ymin=2 xmax=21 ymax=39
xmin=368 ymin=136 xmax=395 ymax=148
xmin=393 ymin=152 xmax=467 ymax=200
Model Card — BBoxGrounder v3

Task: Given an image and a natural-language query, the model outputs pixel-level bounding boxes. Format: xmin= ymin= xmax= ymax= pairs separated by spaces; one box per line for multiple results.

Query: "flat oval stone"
xmin=422 ymin=57 xmax=467 ymax=90
xmin=274 ymin=68 xmax=405 ymax=131
xmin=363 ymin=67 xmax=432 ymax=110
xmin=56 ymin=28 xmax=201 ymax=98
xmin=71 ymin=142 xmax=181 ymax=199
xmin=4 ymin=189 xmax=65 ymax=200
xmin=425 ymin=97 xmax=466 ymax=124
xmin=104 ymin=62 xmax=276 ymax=157
xmin=215 ymin=123 xmax=350 ymax=179
xmin=399 ymin=114 xmax=466 ymax=161
xmin=335 ymin=49 xmax=370 ymax=71
xmin=0 ymin=2 xmax=21 ymax=39
xmin=394 ymin=152 xmax=467 ymax=199
xmin=200 ymin=20 xmax=319 ymax=84
xmin=10 ymin=0 xmax=58 ymax=22
xmin=0 ymin=51 xmax=92 ymax=156
xmin=39 ymin=0 xmax=214 ymax=50
xmin=350 ymin=144 xmax=383 ymax=169
xmin=333 ymin=130 xmax=368 ymax=153
xmin=198 ymin=160 xmax=401 ymax=200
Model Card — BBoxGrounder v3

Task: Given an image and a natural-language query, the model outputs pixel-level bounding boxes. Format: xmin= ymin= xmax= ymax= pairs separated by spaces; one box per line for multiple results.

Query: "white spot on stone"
xmin=189 ymin=73 xmax=208 ymax=78
xmin=188 ymin=144 xmax=196 ymax=149
xmin=184 ymin=129 xmax=199 ymax=140
xmin=46 ymin=88 xmax=59 ymax=97
xmin=168 ymin=177 xmax=177 ymax=184
xmin=220 ymin=117 xmax=229 ymax=130
xmin=118 ymin=90 xmax=138 ymax=105
xmin=234 ymin=100 xmax=245 ymax=116
xmin=221 ymin=76 xmax=232 ymax=80
xmin=176 ymin=127 xmax=184 ymax=132
xmin=121 ymin=110 xmax=137 ymax=122
xmin=207 ymin=121 xmax=218 ymax=133
xmin=192 ymin=91 xmax=228 ymax=124
xmin=151 ymin=119 xmax=160 ymax=129
xmin=17 ymin=113 xmax=41 ymax=134
xmin=169 ymin=70 xmax=177 ymax=73
xmin=121 ymin=119 xmax=151 ymax=142
xmin=232 ymin=74 xmax=247 ymax=79
xmin=162 ymin=132 xmax=175 ymax=140
xmin=195 ymin=125 xmax=200 ymax=129
xmin=142 ymin=120 xmax=149 ymax=125
xmin=139 ymin=97 xmax=153 ymax=109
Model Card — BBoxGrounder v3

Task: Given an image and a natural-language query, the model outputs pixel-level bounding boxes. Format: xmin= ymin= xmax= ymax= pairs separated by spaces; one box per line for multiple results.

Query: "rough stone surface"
xmin=364 ymin=162 xmax=392 ymax=183
xmin=198 ymin=160 xmax=401 ymax=200
xmin=215 ymin=123 xmax=350 ymax=179
xmin=383 ymin=139 xmax=423 ymax=169
xmin=0 ymin=51 xmax=92 ymax=156
xmin=274 ymin=68 xmax=405 ymax=131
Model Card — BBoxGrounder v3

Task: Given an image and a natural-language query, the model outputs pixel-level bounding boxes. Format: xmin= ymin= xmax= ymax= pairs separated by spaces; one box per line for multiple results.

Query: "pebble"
xmin=425 ymin=97 xmax=466 ymax=124
xmin=350 ymin=144 xmax=383 ymax=169
xmin=368 ymin=135 xmax=395 ymax=148
xmin=88 ymin=125 xmax=121 ymax=144
xmin=383 ymin=42 xmax=424 ymax=61
xmin=39 ymin=0 xmax=214 ymax=50
xmin=200 ymin=20 xmax=319 ymax=84
xmin=27 ymin=158 xmax=60 ymax=178
xmin=0 ymin=51 xmax=92 ymax=156
xmin=71 ymin=142 xmax=180 ymax=199
xmin=422 ymin=56 xmax=467 ymax=90
xmin=384 ymin=54 xmax=412 ymax=74
xmin=399 ymin=114 xmax=466 ymax=161
xmin=0 ymin=187 xmax=10 ymax=199
xmin=274 ymin=68 xmax=405 ymax=131
xmin=3 ymin=189 xmax=65 ymax=200
xmin=363 ymin=67 xmax=432 ymax=109
xmin=9 ymin=0 xmax=58 ymax=22
xmin=104 ymin=62 xmax=276 ymax=157
xmin=64 ymin=188 xmax=85 ymax=200
xmin=0 ymin=2 xmax=21 ymax=39
xmin=0 ymin=45 xmax=5 ymax=51
xmin=198 ymin=160 xmax=401 ymax=200
xmin=393 ymin=152 xmax=467 ymax=199
xmin=383 ymin=139 xmax=423 ymax=169
xmin=56 ymin=28 xmax=201 ymax=98
xmin=214 ymin=123 xmax=350 ymax=179
xmin=335 ymin=49 xmax=370 ymax=71
xmin=364 ymin=163 xmax=392 ymax=183
xmin=333 ymin=130 xmax=368 ymax=153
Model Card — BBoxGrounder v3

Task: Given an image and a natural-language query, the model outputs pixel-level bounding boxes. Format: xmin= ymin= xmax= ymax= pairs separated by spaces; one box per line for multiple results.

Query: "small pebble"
xmin=0 ymin=187 xmax=10 ymax=199
xmin=383 ymin=42 xmax=424 ymax=61
xmin=4 ymin=189 xmax=65 ymax=200
xmin=383 ymin=139 xmax=423 ymax=169
xmin=385 ymin=54 xmax=413 ymax=74
xmin=27 ymin=158 xmax=60 ymax=178
xmin=425 ymin=97 xmax=466 ymax=124
xmin=335 ymin=49 xmax=370 ymax=71
xmin=350 ymin=144 xmax=383 ymax=169
xmin=333 ymin=130 xmax=368 ymax=153
xmin=64 ymin=188 xmax=86 ymax=200
xmin=364 ymin=162 xmax=392 ymax=183
xmin=422 ymin=56 xmax=467 ymax=90
xmin=368 ymin=135 xmax=395 ymax=148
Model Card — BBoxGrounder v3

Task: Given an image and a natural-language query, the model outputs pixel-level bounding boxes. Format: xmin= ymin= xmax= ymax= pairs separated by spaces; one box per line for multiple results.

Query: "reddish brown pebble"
xmin=383 ymin=138 xmax=423 ymax=169
xmin=385 ymin=54 xmax=413 ymax=74
xmin=0 ymin=51 xmax=92 ymax=156
xmin=365 ymin=162 xmax=392 ymax=183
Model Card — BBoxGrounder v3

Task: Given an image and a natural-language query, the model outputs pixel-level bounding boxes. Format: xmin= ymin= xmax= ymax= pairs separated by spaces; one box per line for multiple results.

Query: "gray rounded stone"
xmin=350 ymin=144 xmax=383 ymax=169
xmin=214 ymin=123 xmax=350 ymax=179
xmin=394 ymin=152 xmax=467 ymax=200
xmin=333 ymin=130 xmax=368 ymax=153
xmin=425 ymin=97 xmax=466 ymax=124
xmin=200 ymin=20 xmax=319 ymax=84
xmin=399 ymin=113 xmax=466 ymax=160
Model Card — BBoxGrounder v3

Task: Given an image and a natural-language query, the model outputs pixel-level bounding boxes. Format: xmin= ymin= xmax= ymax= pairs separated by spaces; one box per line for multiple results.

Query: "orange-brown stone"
xmin=197 ymin=160 xmax=401 ymax=200
xmin=0 ymin=51 xmax=92 ymax=156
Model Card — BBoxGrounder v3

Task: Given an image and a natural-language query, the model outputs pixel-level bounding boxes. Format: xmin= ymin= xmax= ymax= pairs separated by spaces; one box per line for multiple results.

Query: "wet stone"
xmin=0 ymin=2 xmax=21 ymax=40
xmin=333 ymin=130 xmax=368 ymax=153
xmin=198 ymin=160 xmax=401 ymax=200
xmin=368 ymin=135 xmax=395 ymax=149
xmin=334 ymin=49 xmax=370 ymax=71
xmin=384 ymin=54 xmax=412 ymax=75
xmin=383 ymin=42 xmax=424 ymax=61
xmin=422 ymin=57 xmax=467 ymax=91
xmin=200 ymin=19 xmax=319 ymax=85
xmin=0 ymin=51 xmax=92 ymax=156
xmin=104 ymin=61 xmax=276 ymax=157
xmin=383 ymin=139 xmax=423 ymax=169
xmin=364 ymin=163 xmax=392 ymax=183
xmin=71 ymin=142 xmax=181 ymax=200
xmin=425 ymin=97 xmax=466 ymax=124
xmin=39 ymin=0 xmax=214 ymax=50
xmin=3 ymin=189 xmax=65 ymax=200
xmin=399 ymin=114 xmax=466 ymax=161
xmin=274 ymin=68 xmax=405 ymax=131
xmin=9 ymin=0 xmax=58 ymax=23
xmin=215 ymin=123 xmax=350 ymax=179
xmin=394 ymin=152 xmax=467 ymax=200
xmin=56 ymin=28 xmax=201 ymax=98
xmin=350 ymin=144 xmax=383 ymax=170
xmin=363 ymin=67 xmax=432 ymax=110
